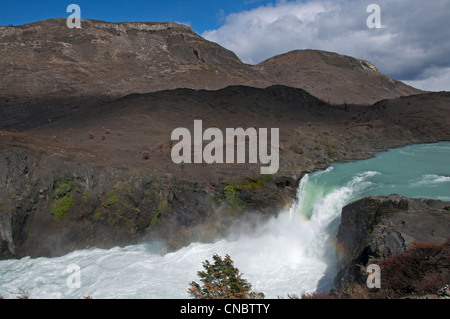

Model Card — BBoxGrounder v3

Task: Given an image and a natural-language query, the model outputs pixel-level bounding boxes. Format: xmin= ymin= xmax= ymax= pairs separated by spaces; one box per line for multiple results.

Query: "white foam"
xmin=414 ymin=174 xmax=450 ymax=186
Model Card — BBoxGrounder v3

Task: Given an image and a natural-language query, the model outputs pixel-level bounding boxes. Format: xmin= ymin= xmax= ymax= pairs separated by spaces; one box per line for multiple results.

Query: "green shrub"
xmin=51 ymin=175 xmax=76 ymax=220
xmin=327 ymin=148 xmax=337 ymax=158
xmin=82 ymin=189 xmax=93 ymax=203
xmin=242 ymin=178 xmax=263 ymax=190
xmin=222 ymin=177 xmax=264 ymax=211
xmin=223 ymin=186 xmax=245 ymax=209
xmin=188 ymin=254 xmax=264 ymax=299
xmin=51 ymin=195 xmax=74 ymax=220
xmin=54 ymin=182 xmax=72 ymax=198
xmin=260 ymin=174 xmax=274 ymax=182
xmin=157 ymin=196 xmax=169 ymax=214
xmin=150 ymin=212 xmax=160 ymax=226
xmin=105 ymin=190 xmax=119 ymax=206
xmin=93 ymin=212 xmax=102 ymax=221
xmin=52 ymin=175 xmax=74 ymax=201
xmin=144 ymin=189 xmax=152 ymax=197
xmin=150 ymin=196 xmax=168 ymax=226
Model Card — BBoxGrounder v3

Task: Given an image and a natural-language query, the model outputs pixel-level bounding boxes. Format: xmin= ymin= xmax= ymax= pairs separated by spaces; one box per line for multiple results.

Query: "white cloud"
xmin=202 ymin=0 xmax=450 ymax=92
xmin=203 ymin=0 xmax=336 ymax=64
xmin=404 ymin=68 xmax=450 ymax=92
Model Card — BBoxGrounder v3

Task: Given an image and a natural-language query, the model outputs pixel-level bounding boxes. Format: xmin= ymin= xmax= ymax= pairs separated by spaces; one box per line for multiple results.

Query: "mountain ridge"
xmin=0 ymin=18 xmax=424 ymax=129
xmin=258 ymin=49 xmax=422 ymax=105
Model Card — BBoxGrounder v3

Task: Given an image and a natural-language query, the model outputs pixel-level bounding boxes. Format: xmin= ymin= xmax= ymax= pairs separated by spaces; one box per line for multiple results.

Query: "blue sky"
xmin=0 ymin=0 xmax=276 ymax=34
xmin=1 ymin=0 xmax=449 ymax=91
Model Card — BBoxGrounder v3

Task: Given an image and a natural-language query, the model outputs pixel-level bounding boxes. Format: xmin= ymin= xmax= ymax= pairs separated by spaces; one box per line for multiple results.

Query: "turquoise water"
xmin=0 ymin=142 xmax=449 ymax=299
xmin=295 ymin=142 xmax=450 ymax=221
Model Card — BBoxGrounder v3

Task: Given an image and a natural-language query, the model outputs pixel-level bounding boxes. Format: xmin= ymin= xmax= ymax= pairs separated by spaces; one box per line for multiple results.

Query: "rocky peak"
xmin=259 ymin=49 xmax=421 ymax=105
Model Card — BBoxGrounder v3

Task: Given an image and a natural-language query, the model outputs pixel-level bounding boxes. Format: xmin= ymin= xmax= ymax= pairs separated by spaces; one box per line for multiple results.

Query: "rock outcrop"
xmin=334 ymin=194 xmax=450 ymax=289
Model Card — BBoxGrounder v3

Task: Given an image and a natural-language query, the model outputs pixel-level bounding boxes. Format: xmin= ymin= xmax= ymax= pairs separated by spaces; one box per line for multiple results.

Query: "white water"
xmin=1 ymin=142 xmax=449 ymax=299
xmin=0 ymin=171 xmax=376 ymax=299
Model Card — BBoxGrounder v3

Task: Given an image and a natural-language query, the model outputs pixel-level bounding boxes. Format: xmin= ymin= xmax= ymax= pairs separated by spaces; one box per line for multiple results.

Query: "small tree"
xmin=188 ymin=254 xmax=264 ymax=299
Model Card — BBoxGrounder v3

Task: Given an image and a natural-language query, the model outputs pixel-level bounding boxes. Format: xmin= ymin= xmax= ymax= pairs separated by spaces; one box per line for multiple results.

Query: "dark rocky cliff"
xmin=0 ymin=147 xmax=296 ymax=259
xmin=334 ymin=194 xmax=450 ymax=290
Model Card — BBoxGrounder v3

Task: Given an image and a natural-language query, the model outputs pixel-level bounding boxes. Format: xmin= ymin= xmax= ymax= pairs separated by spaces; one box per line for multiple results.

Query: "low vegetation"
xmin=222 ymin=177 xmax=265 ymax=211
xmin=301 ymin=240 xmax=450 ymax=299
xmin=50 ymin=175 xmax=75 ymax=220
xmin=82 ymin=189 xmax=94 ymax=203
xmin=51 ymin=195 xmax=75 ymax=220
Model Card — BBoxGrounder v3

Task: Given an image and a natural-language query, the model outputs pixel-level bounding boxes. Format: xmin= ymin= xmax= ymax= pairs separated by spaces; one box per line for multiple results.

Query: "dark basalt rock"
xmin=334 ymin=194 xmax=450 ymax=289
xmin=0 ymin=147 xmax=296 ymax=259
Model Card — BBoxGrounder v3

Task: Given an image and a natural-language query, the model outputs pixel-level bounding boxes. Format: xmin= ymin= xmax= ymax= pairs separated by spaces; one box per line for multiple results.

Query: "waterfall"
xmin=1 ymin=142 xmax=449 ymax=299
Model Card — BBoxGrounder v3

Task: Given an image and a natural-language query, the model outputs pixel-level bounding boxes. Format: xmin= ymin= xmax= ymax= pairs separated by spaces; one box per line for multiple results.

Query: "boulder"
xmin=334 ymin=194 xmax=450 ymax=288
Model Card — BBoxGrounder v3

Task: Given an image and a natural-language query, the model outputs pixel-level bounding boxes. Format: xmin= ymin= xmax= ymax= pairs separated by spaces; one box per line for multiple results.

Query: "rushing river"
xmin=1 ymin=142 xmax=449 ymax=299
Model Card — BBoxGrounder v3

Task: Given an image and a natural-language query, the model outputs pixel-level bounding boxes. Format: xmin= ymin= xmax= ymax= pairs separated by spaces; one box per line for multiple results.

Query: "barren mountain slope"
xmin=0 ymin=18 xmax=265 ymax=129
xmin=258 ymin=50 xmax=422 ymax=105
xmin=0 ymin=18 xmax=265 ymax=97
xmin=0 ymin=19 xmax=422 ymax=129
